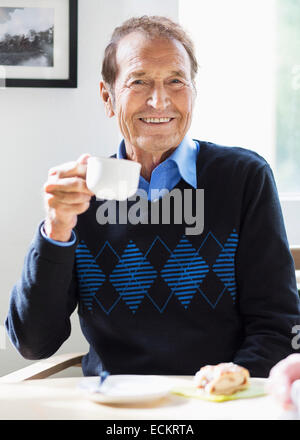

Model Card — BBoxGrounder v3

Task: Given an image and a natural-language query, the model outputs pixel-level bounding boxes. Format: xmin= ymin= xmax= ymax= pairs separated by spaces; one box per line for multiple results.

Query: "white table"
xmin=0 ymin=375 xmax=287 ymax=420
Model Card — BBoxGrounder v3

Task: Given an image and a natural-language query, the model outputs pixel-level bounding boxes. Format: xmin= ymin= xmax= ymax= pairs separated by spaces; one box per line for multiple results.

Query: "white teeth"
xmin=141 ymin=118 xmax=172 ymax=123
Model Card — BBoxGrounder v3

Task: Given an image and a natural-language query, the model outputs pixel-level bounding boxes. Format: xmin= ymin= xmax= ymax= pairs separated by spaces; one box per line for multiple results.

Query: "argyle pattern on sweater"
xmin=75 ymin=229 xmax=239 ymax=314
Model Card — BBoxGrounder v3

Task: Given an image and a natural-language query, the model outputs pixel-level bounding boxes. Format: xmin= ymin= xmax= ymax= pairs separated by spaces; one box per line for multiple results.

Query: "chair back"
xmin=291 ymin=246 xmax=300 ymax=270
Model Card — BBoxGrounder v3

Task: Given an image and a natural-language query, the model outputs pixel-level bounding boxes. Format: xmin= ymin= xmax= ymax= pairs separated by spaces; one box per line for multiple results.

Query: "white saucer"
xmin=79 ymin=375 xmax=172 ymax=404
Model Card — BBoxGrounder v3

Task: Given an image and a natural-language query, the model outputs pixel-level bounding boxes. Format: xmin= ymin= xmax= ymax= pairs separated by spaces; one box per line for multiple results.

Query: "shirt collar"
xmin=117 ymin=134 xmax=199 ymax=189
xmin=166 ymin=134 xmax=198 ymax=189
xmin=117 ymin=139 xmax=127 ymax=160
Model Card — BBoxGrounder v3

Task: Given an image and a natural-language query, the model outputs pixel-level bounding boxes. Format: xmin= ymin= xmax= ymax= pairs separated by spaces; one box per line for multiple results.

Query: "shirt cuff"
xmin=40 ymin=223 xmax=77 ymax=247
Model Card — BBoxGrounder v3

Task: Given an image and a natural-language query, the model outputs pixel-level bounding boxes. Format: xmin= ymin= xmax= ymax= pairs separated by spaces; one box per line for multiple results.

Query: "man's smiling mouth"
xmin=139 ymin=117 xmax=174 ymax=124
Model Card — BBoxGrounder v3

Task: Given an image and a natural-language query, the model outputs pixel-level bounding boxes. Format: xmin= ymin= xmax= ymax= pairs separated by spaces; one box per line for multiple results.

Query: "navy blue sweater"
xmin=6 ymin=141 xmax=300 ymax=377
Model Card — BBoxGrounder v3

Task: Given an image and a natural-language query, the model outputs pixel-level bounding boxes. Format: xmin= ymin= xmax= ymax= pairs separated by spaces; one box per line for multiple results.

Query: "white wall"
xmin=280 ymin=199 xmax=300 ymax=245
xmin=0 ymin=0 xmax=179 ymax=376
xmin=180 ymin=0 xmax=276 ymax=168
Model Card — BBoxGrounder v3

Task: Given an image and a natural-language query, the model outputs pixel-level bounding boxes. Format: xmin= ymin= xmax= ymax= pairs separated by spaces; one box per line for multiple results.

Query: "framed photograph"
xmin=0 ymin=0 xmax=77 ymax=87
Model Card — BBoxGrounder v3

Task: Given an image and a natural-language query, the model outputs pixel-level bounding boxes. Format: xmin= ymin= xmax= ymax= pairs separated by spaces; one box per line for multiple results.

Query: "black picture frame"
xmin=0 ymin=0 xmax=78 ymax=88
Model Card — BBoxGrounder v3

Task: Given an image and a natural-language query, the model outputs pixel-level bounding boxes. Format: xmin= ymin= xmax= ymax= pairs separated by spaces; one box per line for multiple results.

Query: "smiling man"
xmin=100 ymin=31 xmax=196 ymax=181
xmin=6 ymin=16 xmax=300 ymax=378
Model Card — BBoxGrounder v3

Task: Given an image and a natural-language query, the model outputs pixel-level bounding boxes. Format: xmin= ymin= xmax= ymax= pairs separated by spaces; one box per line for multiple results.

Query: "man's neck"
xmin=124 ymin=142 xmax=176 ymax=182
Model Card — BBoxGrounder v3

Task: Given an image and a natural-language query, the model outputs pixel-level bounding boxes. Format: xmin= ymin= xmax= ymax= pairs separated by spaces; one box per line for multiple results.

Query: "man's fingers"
xmin=45 ymin=195 xmax=90 ymax=215
xmin=269 ymin=354 xmax=300 ymax=383
xmin=267 ymin=377 xmax=293 ymax=408
xmin=44 ymin=177 xmax=94 ymax=195
xmin=45 ymin=190 xmax=92 ymax=205
xmin=267 ymin=355 xmax=300 ymax=409
xmin=48 ymin=161 xmax=76 ymax=176
xmin=48 ymin=153 xmax=91 ymax=178
xmin=48 ymin=162 xmax=87 ymax=179
xmin=44 ymin=154 xmax=92 ymax=241
xmin=77 ymin=153 xmax=91 ymax=165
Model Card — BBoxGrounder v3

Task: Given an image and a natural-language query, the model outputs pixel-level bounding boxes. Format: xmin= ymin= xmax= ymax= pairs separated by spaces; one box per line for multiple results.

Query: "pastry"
xmin=194 ymin=362 xmax=250 ymax=395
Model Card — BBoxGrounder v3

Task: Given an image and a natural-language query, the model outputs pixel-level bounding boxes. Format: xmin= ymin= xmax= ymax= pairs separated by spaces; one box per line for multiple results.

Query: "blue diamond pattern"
xmin=109 ymin=240 xmax=157 ymax=313
xmin=77 ymin=230 xmax=239 ymax=314
xmin=76 ymin=240 xmax=106 ymax=310
xmin=160 ymin=236 xmax=210 ymax=309
xmin=212 ymin=229 xmax=239 ymax=301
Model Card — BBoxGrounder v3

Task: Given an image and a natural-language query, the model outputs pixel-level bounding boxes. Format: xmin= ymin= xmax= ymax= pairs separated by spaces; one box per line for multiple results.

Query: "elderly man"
xmin=6 ymin=16 xmax=300 ymax=378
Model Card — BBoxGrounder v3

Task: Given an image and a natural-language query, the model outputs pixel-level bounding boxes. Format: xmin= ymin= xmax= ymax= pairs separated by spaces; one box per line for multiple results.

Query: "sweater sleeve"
xmin=233 ymin=163 xmax=300 ymax=377
xmin=5 ymin=222 xmax=79 ymax=360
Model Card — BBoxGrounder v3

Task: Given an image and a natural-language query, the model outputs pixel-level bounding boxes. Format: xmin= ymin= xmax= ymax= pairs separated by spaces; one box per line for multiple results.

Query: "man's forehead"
xmin=115 ymin=32 xmax=190 ymax=67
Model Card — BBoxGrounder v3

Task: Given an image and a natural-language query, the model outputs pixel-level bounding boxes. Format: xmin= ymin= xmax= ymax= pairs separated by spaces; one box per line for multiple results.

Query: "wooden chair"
xmin=291 ymin=246 xmax=300 ymax=292
xmin=1 ymin=247 xmax=299 ymax=383
xmin=0 ymin=352 xmax=86 ymax=383
xmin=291 ymin=246 xmax=300 ymax=270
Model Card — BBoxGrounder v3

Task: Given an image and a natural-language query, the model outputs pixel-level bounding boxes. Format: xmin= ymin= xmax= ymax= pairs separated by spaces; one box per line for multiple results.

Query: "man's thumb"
xmin=77 ymin=153 xmax=91 ymax=165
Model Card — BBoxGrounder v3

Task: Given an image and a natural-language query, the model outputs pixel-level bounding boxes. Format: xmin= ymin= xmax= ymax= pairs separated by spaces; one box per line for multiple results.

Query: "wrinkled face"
xmin=103 ymin=32 xmax=196 ymax=153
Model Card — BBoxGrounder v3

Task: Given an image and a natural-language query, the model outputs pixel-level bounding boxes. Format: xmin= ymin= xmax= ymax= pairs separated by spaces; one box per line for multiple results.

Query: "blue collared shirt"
xmin=117 ymin=135 xmax=199 ymax=200
xmin=42 ymin=135 xmax=199 ymax=245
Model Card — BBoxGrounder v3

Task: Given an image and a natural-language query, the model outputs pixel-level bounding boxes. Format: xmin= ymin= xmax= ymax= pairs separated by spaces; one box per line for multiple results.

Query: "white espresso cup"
xmin=86 ymin=156 xmax=141 ymax=201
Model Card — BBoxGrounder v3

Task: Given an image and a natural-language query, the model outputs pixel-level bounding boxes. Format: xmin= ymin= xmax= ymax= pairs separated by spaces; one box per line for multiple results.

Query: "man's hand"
xmin=43 ymin=154 xmax=94 ymax=242
xmin=266 ymin=354 xmax=300 ymax=410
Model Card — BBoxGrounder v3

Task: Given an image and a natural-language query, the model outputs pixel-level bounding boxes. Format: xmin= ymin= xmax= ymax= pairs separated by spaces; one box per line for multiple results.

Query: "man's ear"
xmin=100 ymin=81 xmax=115 ymax=118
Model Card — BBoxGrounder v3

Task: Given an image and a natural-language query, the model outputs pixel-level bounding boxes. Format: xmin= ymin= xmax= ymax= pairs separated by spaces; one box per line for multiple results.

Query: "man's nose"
xmin=147 ymin=85 xmax=170 ymax=110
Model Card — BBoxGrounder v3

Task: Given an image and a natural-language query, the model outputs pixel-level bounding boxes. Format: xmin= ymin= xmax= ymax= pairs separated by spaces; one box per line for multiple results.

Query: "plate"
xmin=79 ymin=375 xmax=172 ymax=404
xmin=171 ymin=378 xmax=267 ymax=402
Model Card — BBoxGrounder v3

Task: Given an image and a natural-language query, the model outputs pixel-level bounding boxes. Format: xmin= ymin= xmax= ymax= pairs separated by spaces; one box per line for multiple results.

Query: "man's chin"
xmin=134 ymin=135 xmax=181 ymax=152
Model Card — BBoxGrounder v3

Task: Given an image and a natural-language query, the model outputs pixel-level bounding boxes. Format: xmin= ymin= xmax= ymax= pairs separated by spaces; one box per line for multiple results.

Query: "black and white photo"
xmin=0 ymin=7 xmax=54 ymax=67
xmin=0 ymin=0 xmax=77 ymax=87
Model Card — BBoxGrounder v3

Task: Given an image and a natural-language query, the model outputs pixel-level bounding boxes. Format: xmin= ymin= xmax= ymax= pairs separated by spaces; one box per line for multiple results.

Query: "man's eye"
xmin=169 ymin=78 xmax=184 ymax=88
xmin=131 ymin=80 xmax=144 ymax=85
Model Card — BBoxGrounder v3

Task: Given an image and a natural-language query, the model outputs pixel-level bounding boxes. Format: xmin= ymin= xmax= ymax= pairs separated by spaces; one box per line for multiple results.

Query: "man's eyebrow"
xmin=170 ymin=70 xmax=187 ymax=78
xmin=126 ymin=71 xmax=147 ymax=81
xmin=125 ymin=70 xmax=188 ymax=81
